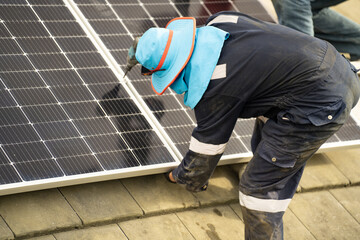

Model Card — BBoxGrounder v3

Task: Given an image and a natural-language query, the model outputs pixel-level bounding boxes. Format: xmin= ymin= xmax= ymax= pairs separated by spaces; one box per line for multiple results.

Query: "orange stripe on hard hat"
xmin=153 ymin=29 xmax=173 ymax=72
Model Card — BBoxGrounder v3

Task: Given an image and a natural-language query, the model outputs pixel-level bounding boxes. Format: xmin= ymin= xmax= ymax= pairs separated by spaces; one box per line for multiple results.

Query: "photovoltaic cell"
xmin=0 ymin=108 xmax=29 ymax=126
xmin=15 ymin=159 xmax=64 ymax=181
xmin=96 ymin=151 xmax=139 ymax=170
xmin=22 ymin=104 xmax=69 ymax=123
xmin=6 ymin=22 xmax=50 ymax=37
xmin=44 ymin=21 xmax=86 ymax=36
xmin=0 ymin=39 xmax=23 ymax=54
xmin=0 ymin=0 xmax=176 ymax=193
xmin=56 ymin=155 xmax=103 ymax=175
xmin=40 ymin=70 xmax=84 ymax=86
xmin=333 ymin=117 xmax=360 ymax=141
xmin=0 ymin=164 xmax=22 ymax=185
xmin=0 ymin=55 xmax=34 ymax=71
xmin=33 ymin=121 xmax=79 ymax=140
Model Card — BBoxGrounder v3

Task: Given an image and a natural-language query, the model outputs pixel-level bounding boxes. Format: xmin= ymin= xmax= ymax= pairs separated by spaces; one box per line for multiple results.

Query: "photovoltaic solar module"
xmin=0 ymin=0 xmax=359 ymax=195
xmin=0 ymin=0 xmax=178 ymax=195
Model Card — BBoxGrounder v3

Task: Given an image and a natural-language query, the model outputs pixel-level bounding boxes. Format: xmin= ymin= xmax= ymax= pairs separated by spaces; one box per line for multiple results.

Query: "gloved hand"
xmin=165 ymin=171 xmax=177 ymax=184
xmin=124 ymin=37 xmax=140 ymax=77
xmin=165 ymin=170 xmax=208 ymax=192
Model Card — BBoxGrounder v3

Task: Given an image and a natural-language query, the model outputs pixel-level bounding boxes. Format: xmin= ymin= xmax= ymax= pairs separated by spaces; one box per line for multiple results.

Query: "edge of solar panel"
xmin=0 ymin=162 xmax=179 ymax=196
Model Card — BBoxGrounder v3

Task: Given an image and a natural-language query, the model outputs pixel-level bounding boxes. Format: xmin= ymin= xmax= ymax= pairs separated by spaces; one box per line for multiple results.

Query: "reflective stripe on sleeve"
xmin=211 ymin=64 xmax=226 ymax=80
xmin=239 ymin=191 xmax=291 ymax=213
xmin=189 ymin=136 xmax=227 ymax=155
xmin=207 ymin=15 xmax=239 ymax=26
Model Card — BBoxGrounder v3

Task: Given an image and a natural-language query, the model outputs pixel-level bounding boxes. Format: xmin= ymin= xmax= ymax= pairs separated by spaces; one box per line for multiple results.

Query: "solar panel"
xmin=1 ymin=0 xmax=359 ymax=195
xmin=0 ymin=0 xmax=178 ymax=195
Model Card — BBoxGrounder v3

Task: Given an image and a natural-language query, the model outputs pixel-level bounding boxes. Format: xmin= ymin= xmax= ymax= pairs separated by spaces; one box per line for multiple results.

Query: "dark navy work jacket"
xmin=193 ymin=11 xmax=359 ymax=144
xmin=172 ymin=11 xmax=360 ymax=192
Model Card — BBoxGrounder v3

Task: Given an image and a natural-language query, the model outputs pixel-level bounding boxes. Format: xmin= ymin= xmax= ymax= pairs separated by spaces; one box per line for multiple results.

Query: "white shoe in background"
xmin=351 ymin=60 xmax=360 ymax=75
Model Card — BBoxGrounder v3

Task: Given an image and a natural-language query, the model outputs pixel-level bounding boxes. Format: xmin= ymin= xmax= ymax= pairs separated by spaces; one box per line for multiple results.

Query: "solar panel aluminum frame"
xmin=0 ymin=161 xmax=179 ymax=196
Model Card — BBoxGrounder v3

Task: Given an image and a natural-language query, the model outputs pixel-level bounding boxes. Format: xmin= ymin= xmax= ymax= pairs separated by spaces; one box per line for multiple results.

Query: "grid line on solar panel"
xmin=78 ymin=4 xmax=135 ymax=39
xmin=0 ymin=147 xmax=24 ymax=177
xmin=0 ymin=4 xmax=148 ymax=176
xmin=0 ymin=113 xmax=156 ymax=138
xmin=1 ymin=143 xmax=66 ymax=178
xmin=0 ymin=104 xmax=145 ymax=168
xmin=1 ymin=0 xmax=179 ymax=179
xmin=0 ymin=163 xmax=23 ymax=184
xmin=0 ymin=0 xmax=64 ymax=5
xmin=0 ymin=7 xmax=76 ymax=22
xmin=95 ymin=151 xmax=139 ymax=170
xmin=0 ymin=103 xmax=148 ymax=122
xmin=73 ymin=0 xmax=224 ymax=31
xmin=0 ymin=96 xmax=145 ymax=109
xmin=0 ymin=134 xmax=155 ymax=164
xmin=0 ymin=1 xmax=181 ymax=189
xmin=0 ymin=21 xmax=83 ymax=38
xmin=2 ymin=23 xmax=104 ymax=104
xmin=0 ymin=67 xmax=118 ymax=76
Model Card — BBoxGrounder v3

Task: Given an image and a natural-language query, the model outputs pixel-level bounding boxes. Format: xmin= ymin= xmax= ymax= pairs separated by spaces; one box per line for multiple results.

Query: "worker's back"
xmin=204 ymin=11 xmax=353 ymax=119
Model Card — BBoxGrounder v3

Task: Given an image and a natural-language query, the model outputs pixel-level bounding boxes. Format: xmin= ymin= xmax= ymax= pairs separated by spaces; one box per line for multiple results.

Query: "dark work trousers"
xmin=239 ymin=55 xmax=360 ymax=239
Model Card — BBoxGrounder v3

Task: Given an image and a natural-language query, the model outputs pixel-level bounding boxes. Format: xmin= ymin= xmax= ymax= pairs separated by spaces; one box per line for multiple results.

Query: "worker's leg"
xmin=240 ymin=41 xmax=360 ymax=240
xmin=271 ymin=0 xmax=314 ymax=36
xmin=239 ymin=117 xmax=343 ymax=240
xmin=310 ymin=0 xmax=346 ymax=10
xmin=313 ymin=8 xmax=360 ymax=60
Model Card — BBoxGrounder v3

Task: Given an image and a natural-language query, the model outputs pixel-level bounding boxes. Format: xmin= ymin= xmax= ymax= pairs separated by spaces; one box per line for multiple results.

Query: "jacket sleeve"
xmin=172 ymin=94 xmax=242 ymax=192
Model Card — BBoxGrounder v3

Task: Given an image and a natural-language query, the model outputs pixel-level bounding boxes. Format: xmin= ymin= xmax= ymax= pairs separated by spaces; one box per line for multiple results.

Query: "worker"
xmin=125 ymin=11 xmax=360 ymax=239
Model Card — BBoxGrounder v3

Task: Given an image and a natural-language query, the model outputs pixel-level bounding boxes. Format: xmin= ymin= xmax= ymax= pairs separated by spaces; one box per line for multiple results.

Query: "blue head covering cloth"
xmin=135 ymin=17 xmax=228 ymax=108
xmin=170 ymin=26 xmax=229 ymax=109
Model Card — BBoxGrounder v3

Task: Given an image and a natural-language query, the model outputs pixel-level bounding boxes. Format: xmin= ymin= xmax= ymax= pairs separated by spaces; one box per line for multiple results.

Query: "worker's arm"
xmin=171 ymin=94 xmax=242 ymax=192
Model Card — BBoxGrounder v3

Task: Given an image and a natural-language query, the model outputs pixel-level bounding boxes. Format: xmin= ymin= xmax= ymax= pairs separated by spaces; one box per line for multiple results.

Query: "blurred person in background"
xmin=272 ymin=0 xmax=360 ymax=69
